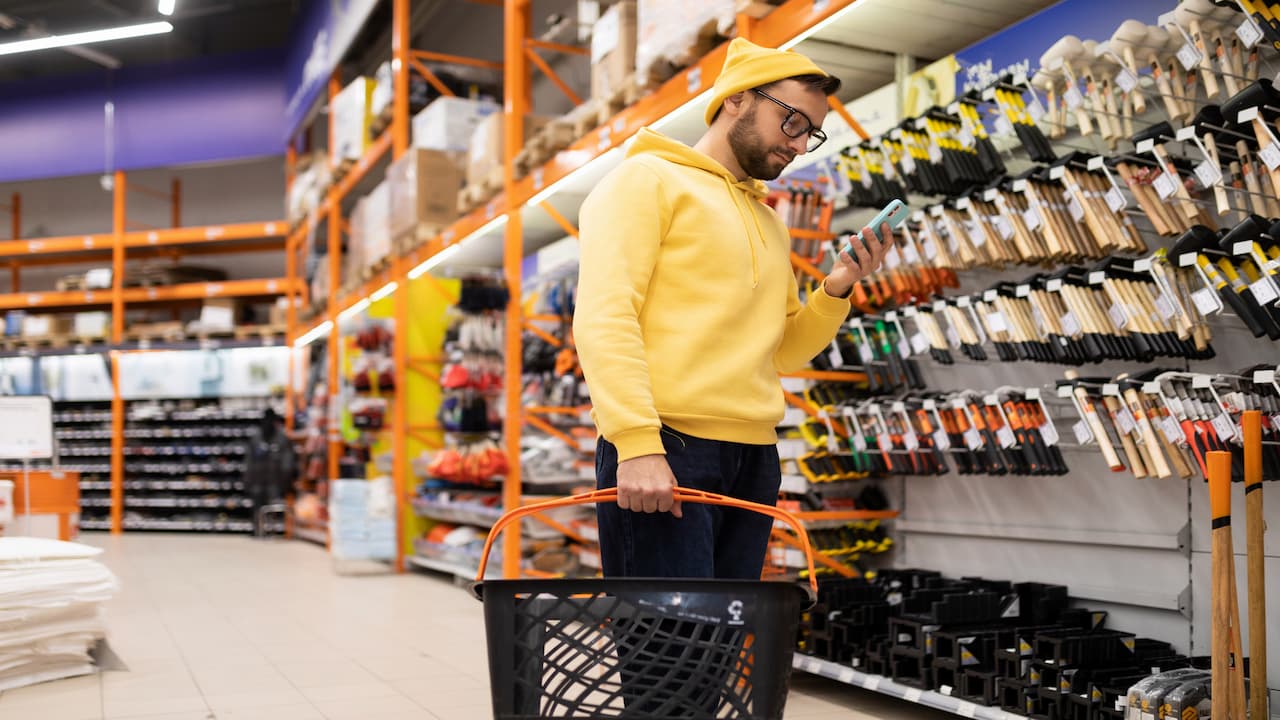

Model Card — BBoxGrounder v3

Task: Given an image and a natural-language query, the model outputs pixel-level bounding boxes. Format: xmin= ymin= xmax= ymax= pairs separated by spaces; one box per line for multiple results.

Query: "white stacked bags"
xmin=0 ymin=538 xmax=118 ymax=691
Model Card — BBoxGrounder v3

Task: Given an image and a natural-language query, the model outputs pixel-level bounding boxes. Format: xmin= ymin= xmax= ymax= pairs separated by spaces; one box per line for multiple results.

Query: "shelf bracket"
xmin=524 ymin=47 xmax=583 ymax=107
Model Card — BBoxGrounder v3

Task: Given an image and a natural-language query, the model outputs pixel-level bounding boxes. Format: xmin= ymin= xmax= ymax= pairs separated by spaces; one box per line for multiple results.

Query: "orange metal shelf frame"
xmin=286 ymin=0 xmax=871 ymax=577
xmin=0 ymin=278 xmax=297 ymax=311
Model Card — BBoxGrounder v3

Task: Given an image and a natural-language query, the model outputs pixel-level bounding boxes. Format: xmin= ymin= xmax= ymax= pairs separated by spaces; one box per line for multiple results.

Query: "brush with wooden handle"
xmin=1242 ymin=410 xmax=1268 ymax=720
xmin=1208 ymin=450 xmax=1249 ymax=720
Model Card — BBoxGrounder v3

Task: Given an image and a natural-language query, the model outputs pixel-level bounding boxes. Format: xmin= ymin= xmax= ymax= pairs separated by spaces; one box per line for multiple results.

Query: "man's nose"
xmin=787 ymin=134 xmax=808 ymax=156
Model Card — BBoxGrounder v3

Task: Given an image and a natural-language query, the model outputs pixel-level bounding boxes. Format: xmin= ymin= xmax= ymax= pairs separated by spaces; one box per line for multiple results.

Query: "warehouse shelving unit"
xmin=285 ymin=0 xmax=875 ymax=577
xmin=1 ymin=168 xmax=294 ymax=534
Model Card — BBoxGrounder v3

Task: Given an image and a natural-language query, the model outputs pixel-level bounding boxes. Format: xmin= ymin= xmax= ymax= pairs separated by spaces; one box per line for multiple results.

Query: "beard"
xmin=727 ymin=104 xmax=795 ymax=181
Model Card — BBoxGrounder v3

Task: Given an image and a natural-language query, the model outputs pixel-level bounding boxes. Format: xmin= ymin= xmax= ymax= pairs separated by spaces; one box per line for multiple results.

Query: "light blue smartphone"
xmin=834 ymin=198 xmax=910 ymax=259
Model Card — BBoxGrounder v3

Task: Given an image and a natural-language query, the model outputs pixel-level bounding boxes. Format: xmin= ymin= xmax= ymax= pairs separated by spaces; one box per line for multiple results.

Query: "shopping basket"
xmin=472 ymin=487 xmax=820 ymax=719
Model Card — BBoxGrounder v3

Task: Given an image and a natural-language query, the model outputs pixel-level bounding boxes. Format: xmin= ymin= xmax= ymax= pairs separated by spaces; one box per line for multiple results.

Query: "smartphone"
xmin=834 ymin=199 xmax=910 ymax=259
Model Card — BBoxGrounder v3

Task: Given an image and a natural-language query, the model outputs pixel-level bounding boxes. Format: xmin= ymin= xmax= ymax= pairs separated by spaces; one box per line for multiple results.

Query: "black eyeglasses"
xmin=751 ymin=89 xmax=828 ymax=153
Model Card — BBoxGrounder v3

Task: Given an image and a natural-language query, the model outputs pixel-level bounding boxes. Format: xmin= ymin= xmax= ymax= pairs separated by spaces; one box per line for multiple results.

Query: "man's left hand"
xmin=823 ymin=222 xmax=892 ymax=298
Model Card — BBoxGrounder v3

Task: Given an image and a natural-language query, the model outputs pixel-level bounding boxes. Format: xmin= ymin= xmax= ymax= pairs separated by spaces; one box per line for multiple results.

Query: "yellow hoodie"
xmin=573 ymin=128 xmax=851 ymax=461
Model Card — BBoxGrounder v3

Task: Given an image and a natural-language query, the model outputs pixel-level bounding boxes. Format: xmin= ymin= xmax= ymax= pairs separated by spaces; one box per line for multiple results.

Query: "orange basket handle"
xmin=474 ymin=487 xmax=820 ymax=596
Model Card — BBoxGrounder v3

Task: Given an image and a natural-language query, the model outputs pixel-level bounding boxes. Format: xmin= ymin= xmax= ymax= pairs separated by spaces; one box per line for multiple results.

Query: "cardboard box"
xmin=363 ymin=180 xmax=392 ymax=267
xmin=73 ymin=312 xmax=109 ymax=338
xmin=269 ymin=297 xmax=298 ymax=327
xmin=411 ymin=96 xmax=500 ymax=153
xmin=389 ymin=149 xmax=465 ymax=241
xmin=199 ymin=299 xmax=237 ymax=332
xmin=466 ymin=113 xmax=553 ymax=188
xmin=333 ymin=77 xmax=377 ymax=162
xmin=591 ymin=1 xmax=637 ymax=101
xmin=22 ymin=315 xmax=72 ymax=338
xmin=636 ymin=0 xmax=734 ymax=80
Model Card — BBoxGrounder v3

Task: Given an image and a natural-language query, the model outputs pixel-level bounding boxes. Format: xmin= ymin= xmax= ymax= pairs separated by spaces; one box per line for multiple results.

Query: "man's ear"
xmin=721 ymin=91 xmax=749 ymax=118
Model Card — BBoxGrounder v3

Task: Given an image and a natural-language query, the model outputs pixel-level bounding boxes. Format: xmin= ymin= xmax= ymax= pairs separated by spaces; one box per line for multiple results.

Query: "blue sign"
xmin=283 ymin=0 xmax=381 ymax=139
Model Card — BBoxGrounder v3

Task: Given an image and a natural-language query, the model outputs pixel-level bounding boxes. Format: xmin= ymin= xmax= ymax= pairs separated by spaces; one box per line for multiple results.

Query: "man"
xmin=574 ymin=38 xmax=892 ymax=581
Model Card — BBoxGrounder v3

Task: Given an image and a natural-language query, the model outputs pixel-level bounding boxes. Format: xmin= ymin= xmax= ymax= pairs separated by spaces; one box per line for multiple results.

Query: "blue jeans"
xmin=595 ymin=426 xmax=782 ymax=579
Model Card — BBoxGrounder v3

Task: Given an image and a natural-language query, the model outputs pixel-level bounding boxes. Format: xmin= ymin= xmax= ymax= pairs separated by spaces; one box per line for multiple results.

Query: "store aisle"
xmin=0 ymin=534 xmax=950 ymax=720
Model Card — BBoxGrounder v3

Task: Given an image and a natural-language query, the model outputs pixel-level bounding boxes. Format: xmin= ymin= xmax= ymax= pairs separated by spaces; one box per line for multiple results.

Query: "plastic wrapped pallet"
xmin=388 ymin=149 xmax=465 ymax=244
xmin=332 ymin=77 xmax=377 ymax=163
xmin=466 ymin=113 xmax=554 ymax=188
xmin=329 ymin=479 xmax=395 ymax=562
xmin=635 ymin=0 xmax=734 ymax=82
xmin=363 ymin=181 xmax=392 ymax=268
xmin=411 ymin=96 xmax=500 ymax=153
xmin=591 ymin=0 xmax=637 ymax=101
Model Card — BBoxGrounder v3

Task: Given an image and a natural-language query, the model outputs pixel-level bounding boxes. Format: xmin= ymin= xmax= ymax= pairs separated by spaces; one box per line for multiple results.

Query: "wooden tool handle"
xmin=1122 ymin=46 xmax=1147 ymax=114
xmin=1103 ymin=395 xmax=1148 ymax=477
xmin=1125 ymin=388 xmax=1173 ymax=478
xmin=1242 ymin=411 xmax=1269 ymax=720
xmin=1202 ymin=134 xmax=1231 ymax=217
xmin=1064 ymin=371 xmax=1124 ymax=470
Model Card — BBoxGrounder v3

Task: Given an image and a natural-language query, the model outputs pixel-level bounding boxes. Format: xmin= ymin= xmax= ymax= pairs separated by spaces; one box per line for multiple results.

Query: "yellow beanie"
xmin=704 ymin=37 xmax=830 ymax=126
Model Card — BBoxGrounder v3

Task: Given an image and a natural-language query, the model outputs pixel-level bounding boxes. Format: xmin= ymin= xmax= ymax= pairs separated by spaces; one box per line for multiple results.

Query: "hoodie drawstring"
xmin=724 ymin=177 xmax=767 ymax=288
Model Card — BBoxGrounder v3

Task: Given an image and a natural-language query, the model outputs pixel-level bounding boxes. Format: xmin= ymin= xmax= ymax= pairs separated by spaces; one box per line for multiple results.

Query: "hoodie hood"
xmin=626 ymin=128 xmax=772 ymax=286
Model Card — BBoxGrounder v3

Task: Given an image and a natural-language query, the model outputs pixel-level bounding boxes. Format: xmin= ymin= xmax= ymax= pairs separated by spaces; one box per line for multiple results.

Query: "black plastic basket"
xmin=472 ymin=488 xmax=820 ymax=719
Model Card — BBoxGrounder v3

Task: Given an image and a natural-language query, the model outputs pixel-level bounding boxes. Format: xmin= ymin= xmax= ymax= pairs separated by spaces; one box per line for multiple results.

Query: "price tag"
xmin=928 ymin=143 xmax=943 ymax=164
xmin=986 ymin=311 xmax=1009 ymax=333
xmin=997 ymin=424 xmax=1017 ymax=448
xmin=1067 ymin=195 xmax=1085 ymax=221
xmin=1022 ymin=206 xmax=1042 ymax=231
xmin=852 ymin=431 xmax=869 ymax=453
xmin=966 ymin=221 xmax=986 ymax=246
xmin=1251 ymin=277 xmax=1280 ymax=305
xmin=884 ymin=249 xmax=902 ymax=270
xmin=994 ymin=115 xmax=1014 ymax=137
xmin=1105 ymin=187 xmax=1126 ymax=212
xmin=964 ymin=427 xmax=983 ymax=451
xmin=1153 ymin=172 xmax=1178 ymax=199
xmin=1032 ymin=305 xmax=1048 ymax=333
xmin=1212 ymin=413 xmax=1238 ymax=442
xmin=994 ymin=215 xmax=1015 ymax=240
xmin=901 ymin=152 xmax=917 ymax=175
xmin=828 ymin=341 xmax=844 ymax=368
xmin=1027 ymin=94 xmax=1047 ymax=122
xmin=946 ymin=326 xmax=961 ymax=348
xmin=1177 ymin=42 xmax=1202 ymax=72
xmin=1194 ymin=160 xmax=1223 ymax=188
xmin=903 ymin=430 xmax=920 ymax=452
xmin=1108 ymin=303 xmax=1129 ymax=329
xmin=838 ymin=667 xmax=856 ymax=683
xmin=923 ymin=238 xmax=939 ymax=260
xmin=1061 ymin=312 xmax=1082 ymax=336
xmin=859 ymin=343 xmax=875 ymax=364
xmin=863 ymin=675 xmax=881 ymax=691
xmin=958 ymin=701 xmax=979 ymax=718
xmin=1192 ymin=287 xmax=1219 ymax=315
xmin=1115 ymin=407 xmax=1137 ymax=436
xmin=1260 ymin=143 xmax=1280 ymax=171
xmin=903 ymin=243 xmax=921 ymax=264
xmin=1237 ymin=17 xmax=1265 ymax=50
xmin=1016 ymin=284 xmax=1031 ymax=298
xmin=898 ymin=338 xmax=911 ymax=359
xmin=1040 ymin=419 xmax=1060 ymax=446
xmin=877 ymin=432 xmax=894 ymax=452
xmin=1073 ymin=420 xmax=1091 ymax=445
xmin=905 ymin=688 xmax=924 ymax=703
xmin=958 ymin=126 xmax=975 ymax=148
xmin=1155 ymin=292 xmax=1178 ymax=320
xmin=1064 ymin=86 xmax=1084 ymax=109
xmin=1161 ymin=415 xmax=1185 ymax=444
xmin=911 ymin=332 xmax=929 ymax=355
xmin=1116 ymin=67 xmax=1139 ymax=94
xmin=932 ymin=429 xmax=952 ymax=451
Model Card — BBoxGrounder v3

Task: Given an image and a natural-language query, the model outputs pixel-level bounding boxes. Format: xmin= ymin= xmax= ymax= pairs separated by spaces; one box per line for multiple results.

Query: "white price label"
xmin=1237 ymin=17 xmax=1265 ymax=50
xmin=923 ymin=238 xmax=939 ymax=260
xmin=863 ymin=675 xmax=881 ymax=691
xmin=838 ymin=667 xmax=856 ymax=683
xmin=1153 ymin=172 xmax=1178 ymax=199
xmin=903 ymin=430 xmax=920 ymax=452
xmin=967 ymin=221 xmax=986 ymax=246
xmin=903 ymin=243 xmax=921 ymax=264
xmin=884 ymin=248 xmax=901 ymax=269
xmin=1161 ymin=415 xmax=1185 ymax=444
xmin=1108 ymin=303 xmax=1129 ymax=329
xmin=828 ymin=341 xmax=844 ymax=368
xmin=1032 ymin=305 xmax=1048 ymax=333
xmin=911 ymin=332 xmax=930 ymax=355
xmin=1194 ymin=160 xmax=1223 ymax=188
xmin=1155 ymin=292 xmax=1178 ymax=320
xmin=928 ymin=143 xmax=943 ymax=164
xmin=1261 ymin=143 xmax=1280 ymax=171
xmin=964 ymin=427 xmax=983 ymax=451
xmin=877 ymin=433 xmax=893 ymax=452
xmin=1068 ymin=195 xmax=1085 ymax=221
xmin=1073 ymin=420 xmax=1091 ymax=445
xmin=1177 ymin=42 xmax=1203 ymax=72
xmin=905 ymin=688 xmax=924 ymax=703
xmin=1116 ymin=67 xmax=1139 ymax=94
xmin=1105 ymin=186 xmax=1126 ymax=212
xmin=1212 ymin=413 xmax=1238 ymax=442
xmin=1251 ymin=277 xmax=1280 ymax=305
xmin=986 ymin=311 xmax=1009 ymax=333
xmin=1064 ymin=86 xmax=1084 ymax=109
xmin=1061 ymin=312 xmax=1082 ymax=336
xmin=898 ymin=339 xmax=911 ymax=359
xmin=958 ymin=126 xmax=975 ymax=148
xmin=959 ymin=702 xmax=979 ymax=718
xmin=994 ymin=215 xmax=1015 ymax=240
xmin=1115 ymin=407 xmax=1137 ymax=436
xmin=859 ymin=343 xmax=875 ymax=364
xmin=852 ymin=431 xmax=868 ymax=453
xmin=901 ymin=152 xmax=917 ymax=175
xmin=1027 ymin=94 xmax=1047 ymax=121
xmin=1040 ymin=420 xmax=1060 ymax=446
xmin=1022 ymin=206 xmax=1042 ymax=231
xmin=932 ymin=429 xmax=952 ymax=451
xmin=994 ymin=115 xmax=1014 ymax=137
xmin=946 ymin=326 xmax=961 ymax=348
xmin=1192 ymin=287 xmax=1219 ymax=315
xmin=997 ymin=424 xmax=1017 ymax=448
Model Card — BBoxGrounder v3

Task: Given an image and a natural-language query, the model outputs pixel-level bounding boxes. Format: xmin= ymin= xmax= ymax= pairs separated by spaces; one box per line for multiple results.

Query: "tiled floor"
xmin=0 ymin=533 xmax=951 ymax=720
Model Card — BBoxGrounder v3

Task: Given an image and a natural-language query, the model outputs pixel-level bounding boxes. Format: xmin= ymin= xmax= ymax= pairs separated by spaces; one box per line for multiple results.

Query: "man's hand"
xmin=616 ymin=454 xmax=683 ymax=518
xmin=823 ymin=222 xmax=892 ymax=298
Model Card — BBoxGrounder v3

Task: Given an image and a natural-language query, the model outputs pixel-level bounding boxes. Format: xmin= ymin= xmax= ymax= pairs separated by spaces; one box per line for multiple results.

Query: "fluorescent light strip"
xmin=650 ymin=90 xmax=713 ymax=132
xmin=408 ymin=245 xmax=461 ymax=279
xmin=293 ymin=320 xmax=333 ymax=347
xmin=527 ymin=147 xmax=623 ymax=207
xmin=778 ymin=2 xmax=864 ymax=50
xmin=339 ymin=298 xmax=371 ymax=321
xmin=0 ymin=21 xmax=173 ymax=57
xmin=370 ymin=281 xmax=398 ymax=302
xmin=158 ymin=0 xmax=176 ymax=16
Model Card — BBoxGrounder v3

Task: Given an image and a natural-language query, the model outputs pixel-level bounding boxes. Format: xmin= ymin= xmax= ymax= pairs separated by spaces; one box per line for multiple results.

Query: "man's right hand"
xmin=616 ymin=454 xmax=683 ymax=518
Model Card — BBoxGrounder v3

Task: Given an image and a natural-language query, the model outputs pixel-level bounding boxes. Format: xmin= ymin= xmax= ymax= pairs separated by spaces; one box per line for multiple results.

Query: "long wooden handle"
xmin=1209 ymin=450 xmax=1233 ymax=720
xmin=1071 ymin=383 xmax=1124 ymax=470
xmin=1102 ymin=395 xmax=1148 ymax=478
xmin=1202 ymin=134 xmax=1231 ymax=217
xmin=1242 ymin=411 xmax=1269 ymax=720
xmin=1125 ymin=388 xmax=1172 ymax=478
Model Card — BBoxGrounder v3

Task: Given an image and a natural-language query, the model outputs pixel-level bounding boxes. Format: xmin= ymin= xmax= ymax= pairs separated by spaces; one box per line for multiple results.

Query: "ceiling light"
xmin=0 ymin=21 xmax=172 ymax=57
xmin=338 ymin=298 xmax=371 ymax=321
xmin=158 ymin=0 xmax=176 ymax=16
xmin=778 ymin=3 xmax=864 ymax=51
xmin=293 ymin=321 xmax=332 ymax=348
xmin=408 ymin=246 xmax=460 ymax=279
xmin=370 ymin=282 xmax=398 ymax=302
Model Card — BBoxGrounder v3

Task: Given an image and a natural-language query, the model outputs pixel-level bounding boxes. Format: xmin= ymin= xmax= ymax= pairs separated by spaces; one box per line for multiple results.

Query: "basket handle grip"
xmin=474 ymin=487 xmax=820 ymax=596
